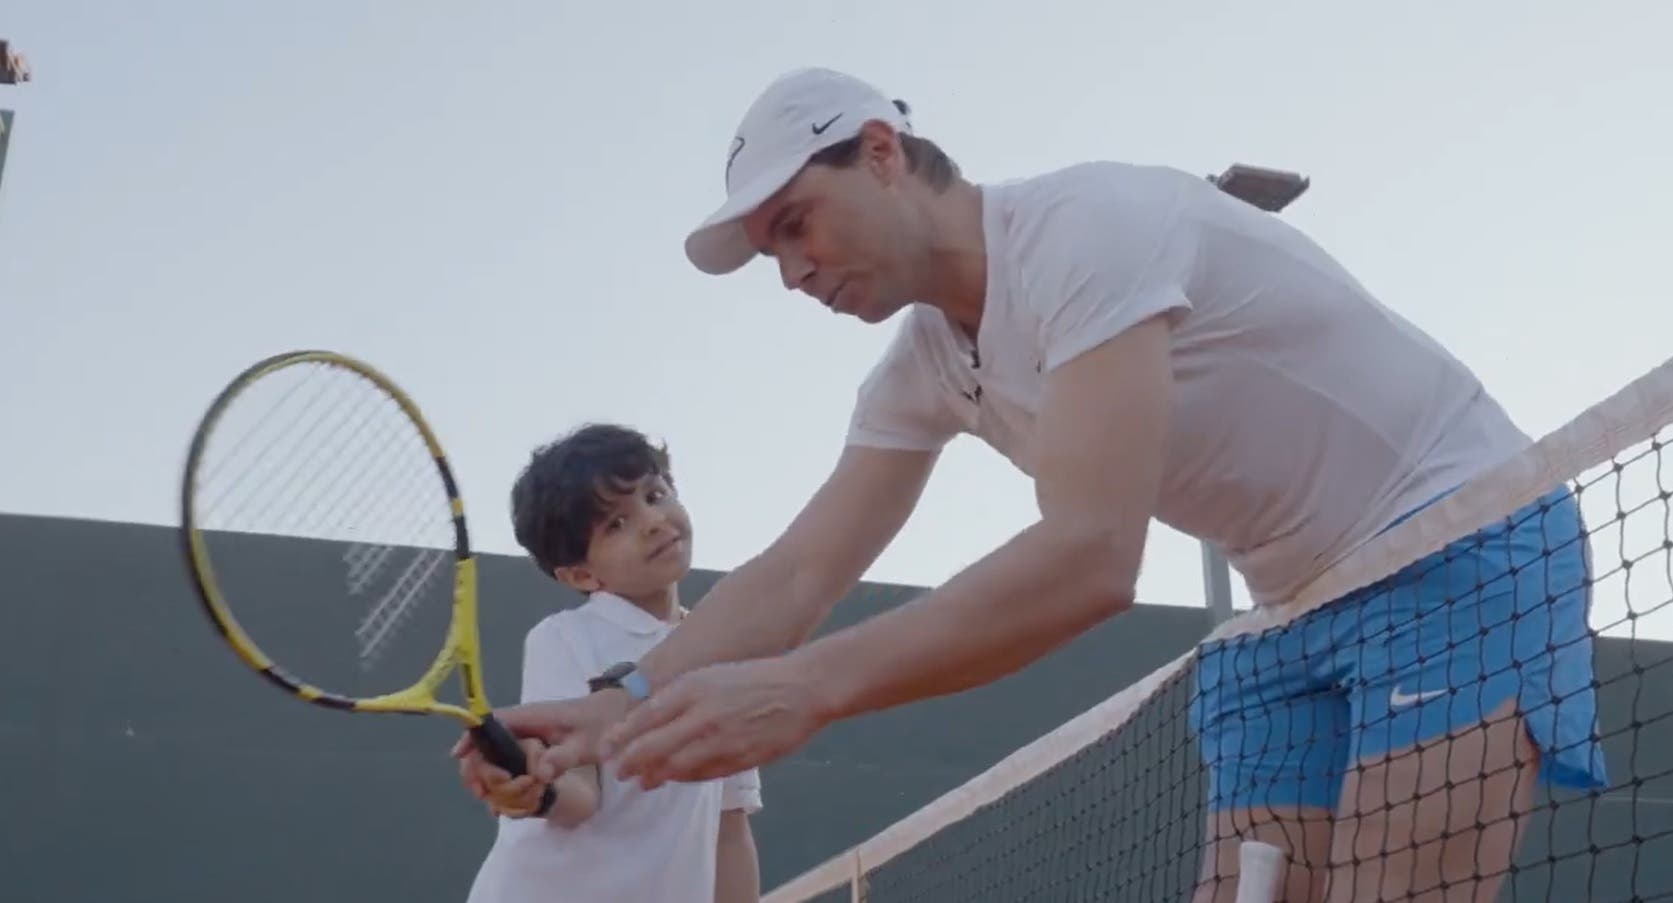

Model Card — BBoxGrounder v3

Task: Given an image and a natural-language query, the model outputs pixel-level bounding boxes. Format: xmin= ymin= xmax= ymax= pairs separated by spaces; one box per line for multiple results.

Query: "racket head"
xmin=179 ymin=350 xmax=491 ymax=726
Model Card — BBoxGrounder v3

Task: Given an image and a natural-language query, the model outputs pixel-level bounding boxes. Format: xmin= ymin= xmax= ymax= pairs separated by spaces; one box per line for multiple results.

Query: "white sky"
xmin=3 ymin=2 xmax=1671 ymax=633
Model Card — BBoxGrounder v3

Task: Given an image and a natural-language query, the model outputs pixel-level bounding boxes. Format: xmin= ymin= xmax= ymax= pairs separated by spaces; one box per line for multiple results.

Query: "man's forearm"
xmin=638 ymin=551 xmax=842 ymax=691
xmin=790 ymin=519 xmax=1140 ymax=722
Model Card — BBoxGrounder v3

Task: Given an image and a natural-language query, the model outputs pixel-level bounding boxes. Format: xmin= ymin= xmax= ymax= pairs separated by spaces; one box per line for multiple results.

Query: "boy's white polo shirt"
xmin=466 ymin=593 xmax=763 ymax=903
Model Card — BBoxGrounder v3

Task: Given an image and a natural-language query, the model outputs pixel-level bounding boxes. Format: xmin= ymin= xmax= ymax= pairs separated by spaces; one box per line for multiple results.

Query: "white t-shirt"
xmin=846 ymin=161 xmax=1530 ymax=606
xmin=466 ymin=593 xmax=763 ymax=903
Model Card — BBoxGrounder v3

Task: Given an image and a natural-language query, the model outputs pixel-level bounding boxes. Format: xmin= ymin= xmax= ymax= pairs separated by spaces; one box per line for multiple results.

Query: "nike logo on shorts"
xmin=1390 ymin=686 xmax=1448 ymax=707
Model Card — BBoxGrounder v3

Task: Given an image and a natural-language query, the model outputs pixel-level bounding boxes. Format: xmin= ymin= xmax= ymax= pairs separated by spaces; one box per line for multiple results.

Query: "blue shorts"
xmin=1187 ymin=485 xmax=1609 ymax=813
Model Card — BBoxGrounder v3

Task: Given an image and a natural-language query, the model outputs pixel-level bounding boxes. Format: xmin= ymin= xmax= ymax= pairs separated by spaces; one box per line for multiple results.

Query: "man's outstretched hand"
xmin=453 ymin=656 xmax=833 ymax=802
xmin=601 ymin=657 xmax=831 ymax=790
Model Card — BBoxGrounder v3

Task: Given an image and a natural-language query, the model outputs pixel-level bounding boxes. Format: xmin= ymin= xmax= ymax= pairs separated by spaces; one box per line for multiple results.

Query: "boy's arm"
xmin=477 ymin=742 xmax=601 ymax=826
xmin=715 ymin=810 xmax=760 ymax=903
xmin=471 ymin=618 xmax=605 ymax=821
xmin=715 ymin=767 xmax=763 ymax=903
xmin=542 ymin=764 xmax=601 ymax=828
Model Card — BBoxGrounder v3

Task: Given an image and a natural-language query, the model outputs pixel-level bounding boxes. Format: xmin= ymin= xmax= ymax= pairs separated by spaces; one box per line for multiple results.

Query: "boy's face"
xmin=557 ymin=473 xmax=692 ymax=600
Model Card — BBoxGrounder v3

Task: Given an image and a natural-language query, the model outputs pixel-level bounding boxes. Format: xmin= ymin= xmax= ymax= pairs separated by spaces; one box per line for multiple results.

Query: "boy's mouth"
xmin=647 ymin=535 xmax=684 ymax=561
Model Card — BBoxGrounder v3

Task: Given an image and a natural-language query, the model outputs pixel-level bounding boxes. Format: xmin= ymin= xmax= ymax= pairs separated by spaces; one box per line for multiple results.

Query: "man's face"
xmin=562 ymin=474 xmax=692 ymax=598
xmin=740 ymin=132 xmax=916 ymax=325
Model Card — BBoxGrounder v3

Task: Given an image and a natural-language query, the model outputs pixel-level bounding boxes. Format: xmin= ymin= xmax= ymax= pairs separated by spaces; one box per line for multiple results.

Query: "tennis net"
xmin=766 ymin=354 xmax=1673 ymax=903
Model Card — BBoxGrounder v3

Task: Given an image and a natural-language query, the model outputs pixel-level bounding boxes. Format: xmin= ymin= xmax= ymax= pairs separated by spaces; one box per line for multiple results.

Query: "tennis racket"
xmin=179 ymin=349 xmax=553 ymax=813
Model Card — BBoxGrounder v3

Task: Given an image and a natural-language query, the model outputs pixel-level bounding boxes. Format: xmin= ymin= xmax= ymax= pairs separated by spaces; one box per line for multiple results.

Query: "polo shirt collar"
xmin=581 ymin=591 xmax=686 ymax=636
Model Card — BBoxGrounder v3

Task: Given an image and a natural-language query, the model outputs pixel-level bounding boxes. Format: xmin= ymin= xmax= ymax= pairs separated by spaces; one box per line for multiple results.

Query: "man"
xmin=458 ymin=68 xmax=1605 ymax=901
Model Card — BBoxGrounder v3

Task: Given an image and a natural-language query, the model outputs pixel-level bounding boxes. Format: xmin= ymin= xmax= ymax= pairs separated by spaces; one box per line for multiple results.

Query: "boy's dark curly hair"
xmin=509 ymin=423 xmax=673 ymax=577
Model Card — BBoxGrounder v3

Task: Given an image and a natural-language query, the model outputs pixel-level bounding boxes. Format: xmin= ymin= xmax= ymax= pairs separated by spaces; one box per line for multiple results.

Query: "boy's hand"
xmin=456 ymin=736 xmax=554 ymax=818
xmin=482 ymin=773 xmax=553 ymax=819
xmin=451 ymin=692 xmax=636 ymax=779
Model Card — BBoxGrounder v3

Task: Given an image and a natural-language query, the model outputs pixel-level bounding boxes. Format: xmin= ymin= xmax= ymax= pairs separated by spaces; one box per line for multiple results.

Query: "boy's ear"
xmin=553 ymin=564 xmax=601 ymax=594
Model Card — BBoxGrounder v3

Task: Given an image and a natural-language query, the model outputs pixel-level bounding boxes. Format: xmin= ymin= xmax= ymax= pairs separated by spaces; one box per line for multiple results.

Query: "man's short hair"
xmin=808 ymin=99 xmax=962 ymax=191
xmin=509 ymin=423 xmax=673 ymax=576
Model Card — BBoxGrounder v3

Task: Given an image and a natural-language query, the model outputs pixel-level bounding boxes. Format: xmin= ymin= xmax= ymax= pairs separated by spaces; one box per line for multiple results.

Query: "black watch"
xmin=588 ymin=661 xmax=650 ymax=699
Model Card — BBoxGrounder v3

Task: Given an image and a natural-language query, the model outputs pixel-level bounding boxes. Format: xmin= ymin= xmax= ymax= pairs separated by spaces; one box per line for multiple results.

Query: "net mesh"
xmin=766 ymin=356 xmax=1673 ymax=903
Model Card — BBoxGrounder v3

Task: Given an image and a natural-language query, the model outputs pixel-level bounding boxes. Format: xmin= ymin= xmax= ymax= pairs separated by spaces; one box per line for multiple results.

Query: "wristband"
xmin=588 ymin=661 xmax=651 ymax=700
xmin=531 ymin=782 xmax=557 ymax=818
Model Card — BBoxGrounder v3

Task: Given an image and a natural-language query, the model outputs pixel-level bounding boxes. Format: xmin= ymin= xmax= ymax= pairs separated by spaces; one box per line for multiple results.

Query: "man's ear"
xmin=857 ymin=119 xmax=905 ymax=182
xmin=553 ymin=565 xmax=601 ymax=594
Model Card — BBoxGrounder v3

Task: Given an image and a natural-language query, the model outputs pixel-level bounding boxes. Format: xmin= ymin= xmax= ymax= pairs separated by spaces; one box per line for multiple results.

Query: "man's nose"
xmin=779 ymin=252 xmax=814 ymax=291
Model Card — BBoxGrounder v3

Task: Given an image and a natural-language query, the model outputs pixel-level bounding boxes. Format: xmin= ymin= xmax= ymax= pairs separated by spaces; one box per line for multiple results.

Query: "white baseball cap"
xmin=684 ymin=68 xmax=912 ymax=276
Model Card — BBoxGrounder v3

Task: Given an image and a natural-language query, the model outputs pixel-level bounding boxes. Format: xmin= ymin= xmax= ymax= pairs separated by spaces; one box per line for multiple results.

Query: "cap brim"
xmin=684 ymin=156 xmax=808 ymax=276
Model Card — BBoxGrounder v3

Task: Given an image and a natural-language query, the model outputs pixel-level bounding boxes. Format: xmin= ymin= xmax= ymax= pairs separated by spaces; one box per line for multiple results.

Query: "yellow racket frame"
xmin=179 ymin=350 xmax=537 ymax=786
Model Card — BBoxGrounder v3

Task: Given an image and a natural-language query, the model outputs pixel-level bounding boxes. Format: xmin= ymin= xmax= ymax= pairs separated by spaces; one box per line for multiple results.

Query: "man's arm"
xmin=787 ymin=315 xmax=1172 ymax=720
xmin=714 ymin=809 xmax=760 ymax=903
xmin=634 ymin=444 xmax=938 ymax=691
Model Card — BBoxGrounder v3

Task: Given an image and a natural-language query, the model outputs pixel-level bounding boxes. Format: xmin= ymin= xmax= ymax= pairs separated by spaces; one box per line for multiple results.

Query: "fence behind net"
xmin=765 ymin=354 xmax=1673 ymax=903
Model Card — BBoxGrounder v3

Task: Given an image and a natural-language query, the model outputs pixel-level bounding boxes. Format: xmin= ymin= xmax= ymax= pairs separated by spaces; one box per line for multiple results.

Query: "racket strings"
xmin=198 ymin=366 xmax=394 ymax=532
xmin=194 ymin=362 xmax=334 ymax=490
xmin=292 ymin=420 xmax=441 ymax=547
xmin=236 ymin=392 xmax=400 ymax=536
xmin=197 ymin=363 xmax=350 ymax=520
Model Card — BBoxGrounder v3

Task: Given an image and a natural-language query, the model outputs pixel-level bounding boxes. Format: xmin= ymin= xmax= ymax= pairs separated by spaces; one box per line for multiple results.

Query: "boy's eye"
xmin=604 ymin=516 xmax=625 ymax=532
xmin=646 ymin=487 xmax=666 ymax=503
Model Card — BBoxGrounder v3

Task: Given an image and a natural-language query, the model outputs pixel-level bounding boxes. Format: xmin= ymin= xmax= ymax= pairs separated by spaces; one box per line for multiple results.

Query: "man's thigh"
xmin=1325 ymin=486 xmax=1609 ymax=900
xmin=1190 ymin=618 xmax=1351 ymax=902
xmin=1192 ymin=613 xmax=1353 ymax=813
xmin=1335 ymin=485 xmax=1608 ymax=799
xmin=1329 ymin=697 xmax=1537 ymax=903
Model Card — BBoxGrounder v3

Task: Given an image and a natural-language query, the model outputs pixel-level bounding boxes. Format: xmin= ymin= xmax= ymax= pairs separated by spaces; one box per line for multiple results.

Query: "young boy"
xmin=462 ymin=423 xmax=762 ymax=903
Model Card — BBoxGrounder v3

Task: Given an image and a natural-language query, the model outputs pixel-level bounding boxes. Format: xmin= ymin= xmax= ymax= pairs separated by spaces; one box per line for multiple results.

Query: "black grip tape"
xmin=472 ymin=713 xmax=556 ymax=817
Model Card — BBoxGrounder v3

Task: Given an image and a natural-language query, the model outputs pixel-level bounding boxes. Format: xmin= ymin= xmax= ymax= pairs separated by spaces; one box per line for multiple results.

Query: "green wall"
xmin=2 ymin=513 xmax=1668 ymax=901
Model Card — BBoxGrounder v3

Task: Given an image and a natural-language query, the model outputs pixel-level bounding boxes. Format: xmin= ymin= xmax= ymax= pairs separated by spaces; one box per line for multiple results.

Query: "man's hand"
xmin=607 ymin=657 xmax=828 ymax=789
xmin=452 ymin=691 xmax=634 ymax=798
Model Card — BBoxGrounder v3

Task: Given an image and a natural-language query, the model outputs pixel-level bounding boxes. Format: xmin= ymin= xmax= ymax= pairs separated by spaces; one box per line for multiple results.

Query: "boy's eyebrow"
xmin=590 ymin=474 xmax=651 ymax=517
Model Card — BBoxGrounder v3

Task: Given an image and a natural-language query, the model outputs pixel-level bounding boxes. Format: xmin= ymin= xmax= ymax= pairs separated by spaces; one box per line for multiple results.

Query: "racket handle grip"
xmin=471 ymin=714 xmax=558 ymax=817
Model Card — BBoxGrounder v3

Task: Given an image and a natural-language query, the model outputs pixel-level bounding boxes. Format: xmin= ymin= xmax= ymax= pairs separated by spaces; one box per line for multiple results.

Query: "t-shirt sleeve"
xmin=518 ymin=615 xmax=593 ymax=704
xmin=1014 ymin=166 xmax=1196 ymax=373
xmin=720 ymin=766 xmax=764 ymax=815
xmin=844 ymin=312 xmax=964 ymax=453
